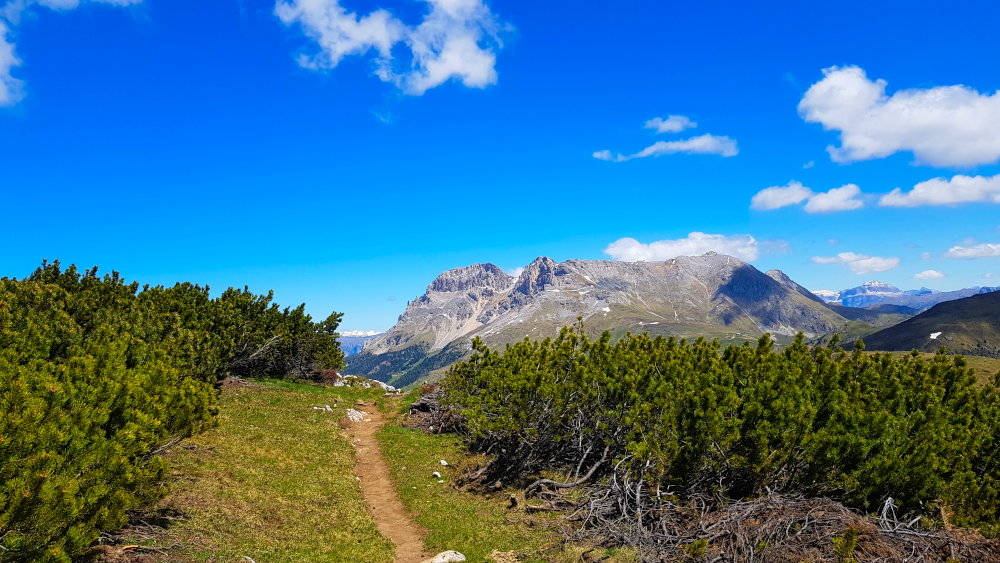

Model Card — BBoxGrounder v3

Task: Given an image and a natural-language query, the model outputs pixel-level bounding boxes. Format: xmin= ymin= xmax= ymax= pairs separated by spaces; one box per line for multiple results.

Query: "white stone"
xmin=431 ymin=551 xmax=466 ymax=563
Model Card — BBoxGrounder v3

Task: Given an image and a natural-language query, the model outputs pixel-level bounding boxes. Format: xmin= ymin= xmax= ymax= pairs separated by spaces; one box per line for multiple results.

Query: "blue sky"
xmin=2 ymin=0 xmax=1000 ymax=331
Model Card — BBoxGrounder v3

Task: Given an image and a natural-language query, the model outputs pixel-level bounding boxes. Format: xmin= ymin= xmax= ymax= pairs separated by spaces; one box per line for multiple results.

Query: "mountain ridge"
xmin=347 ymin=253 xmax=864 ymax=386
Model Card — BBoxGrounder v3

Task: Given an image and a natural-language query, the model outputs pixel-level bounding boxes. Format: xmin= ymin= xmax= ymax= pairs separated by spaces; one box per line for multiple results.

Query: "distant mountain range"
xmin=338 ymin=330 xmax=384 ymax=356
xmin=811 ymin=281 xmax=998 ymax=311
xmin=346 ymin=253 xmax=904 ymax=387
xmin=861 ymin=291 xmax=1000 ymax=358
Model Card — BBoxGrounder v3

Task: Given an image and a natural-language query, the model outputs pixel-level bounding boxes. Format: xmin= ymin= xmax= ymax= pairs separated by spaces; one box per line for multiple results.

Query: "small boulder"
xmin=426 ymin=551 xmax=466 ymax=563
xmin=439 ymin=459 xmax=449 ymax=466
xmin=432 ymin=471 xmax=442 ymax=478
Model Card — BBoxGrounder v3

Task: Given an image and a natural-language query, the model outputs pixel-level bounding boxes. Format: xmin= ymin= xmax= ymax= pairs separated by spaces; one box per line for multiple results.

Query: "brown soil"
xmin=346 ymin=402 xmax=431 ymax=563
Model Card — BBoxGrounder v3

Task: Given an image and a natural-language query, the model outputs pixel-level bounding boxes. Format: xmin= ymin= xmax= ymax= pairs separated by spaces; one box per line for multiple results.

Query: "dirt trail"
xmin=346 ymin=403 xmax=431 ymax=563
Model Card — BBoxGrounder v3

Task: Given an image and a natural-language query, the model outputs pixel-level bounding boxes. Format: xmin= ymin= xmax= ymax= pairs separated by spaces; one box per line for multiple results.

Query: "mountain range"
xmin=347 ymin=253 xmax=903 ymax=387
xmin=811 ymin=281 xmax=997 ymax=311
xmin=338 ymin=330 xmax=384 ymax=356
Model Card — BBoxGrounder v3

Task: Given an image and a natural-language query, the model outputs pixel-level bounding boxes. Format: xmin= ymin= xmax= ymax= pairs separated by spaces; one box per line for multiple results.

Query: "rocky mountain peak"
xmin=428 ymin=263 xmax=512 ymax=293
xmin=512 ymin=256 xmax=558 ymax=297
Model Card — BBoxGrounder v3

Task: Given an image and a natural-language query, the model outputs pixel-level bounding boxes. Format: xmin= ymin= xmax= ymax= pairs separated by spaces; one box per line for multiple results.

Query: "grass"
xmin=377 ymin=406 xmax=637 ymax=562
xmin=117 ymin=379 xmax=393 ymax=562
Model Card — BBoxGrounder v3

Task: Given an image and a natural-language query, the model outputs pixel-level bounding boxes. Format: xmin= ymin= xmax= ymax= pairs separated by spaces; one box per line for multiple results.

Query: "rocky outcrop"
xmin=348 ymin=254 xmax=855 ymax=386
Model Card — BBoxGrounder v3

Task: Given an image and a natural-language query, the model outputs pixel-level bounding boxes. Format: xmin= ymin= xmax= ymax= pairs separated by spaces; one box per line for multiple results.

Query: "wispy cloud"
xmin=605 ymin=232 xmax=759 ymax=262
xmin=644 ymin=115 xmax=696 ymax=134
xmin=595 ymin=134 xmax=738 ymax=162
xmin=943 ymin=243 xmax=1000 ymax=259
xmin=880 ymin=173 xmax=1000 ymax=207
xmin=275 ymin=0 xmax=506 ymax=95
xmin=812 ymin=251 xmax=900 ymax=274
xmin=799 ymin=65 xmax=1000 ymax=167
xmin=0 ymin=0 xmax=141 ymax=106
xmin=914 ymin=269 xmax=944 ymax=280
xmin=0 ymin=20 xmax=20 ymax=106
xmin=595 ymin=115 xmax=738 ymax=162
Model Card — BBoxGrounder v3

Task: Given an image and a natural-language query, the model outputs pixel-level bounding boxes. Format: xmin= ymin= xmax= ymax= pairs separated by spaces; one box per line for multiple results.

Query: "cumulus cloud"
xmin=275 ymin=0 xmax=505 ymax=95
xmin=799 ymin=65 xmax=1000 ymax=167
xmin=880 ymin=173 xmax=1000 ymax=207
xmin=0 ymin=0 xmax=140 ymax=106
xmin=644 ymin=115 xmax=696 ymax=134
xmin=504 ymin=266 xmax=524 ymax=277
xmin=605 ymin=232 xmax=759 ymax=262
xmin=751 ymin=181 xmax=866 ymax=213
xmin=944 ymin=243 xmax=1000 ymax=259
xmin=914 ymin=269 xmax=945 ymax=280
xmin=596 ymin=134 xmax=738 ymax=162
xmin=750 ymin=180 xmax=813 ymax=210
xmin=812 ymin=252 xmax=900 ymax=274
xmin=804 ymin=183 xmax=864 ymax=213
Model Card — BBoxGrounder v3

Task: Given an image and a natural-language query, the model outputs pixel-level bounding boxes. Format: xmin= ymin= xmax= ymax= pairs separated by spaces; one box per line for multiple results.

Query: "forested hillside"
xmin=0 ymin=261 xmax=344 ymax=561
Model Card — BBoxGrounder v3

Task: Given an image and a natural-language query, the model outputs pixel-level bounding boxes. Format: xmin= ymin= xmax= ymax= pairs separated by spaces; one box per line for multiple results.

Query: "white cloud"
xmin=275 ymin=0 xmax=504 ymax=95
xmin=504 ymin=266 xmax=523 ymax=277
xmin=750 ymin=180 xmax=813 ymax=210
xmin=914 ymin=269 xmax=945 ymax=280
xmin=644 ymin=115 xmax=696 ymax=134
xmin=799 ymin=65 xmax=1000 ymax=167
xmin=751 ymin=181 xmax=866 ymax=213
xmin=605 ymin=232 xmax=759 ymax=262
xmin=880 ymin=173 xmax=1000 ymax=207
xmin=596 ymin=134 xmax=738 ymax=162
xmin=804 ymin=183 xmax=864 ymax=213
xmin=803 ymin=160 xmax=815 ymax=169
xmin=0 ymin=0 xmax=140 ymax=106
xmin=0 ymin=21 xmax=21 ymax=106
xmin=943 ymin=243 xmax=1000 ymax=259
xmin=812 ymin=252 xmax=900 ymax=274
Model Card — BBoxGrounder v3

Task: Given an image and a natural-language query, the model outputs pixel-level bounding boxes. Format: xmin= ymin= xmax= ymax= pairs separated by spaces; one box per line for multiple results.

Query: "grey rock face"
xmin=349 ymin=254 xmax=854 ymax=385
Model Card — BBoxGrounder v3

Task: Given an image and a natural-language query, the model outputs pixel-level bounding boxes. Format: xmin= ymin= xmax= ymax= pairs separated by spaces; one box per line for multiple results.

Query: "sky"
xmin=2 ymin=0 xmax=1000 ymax=332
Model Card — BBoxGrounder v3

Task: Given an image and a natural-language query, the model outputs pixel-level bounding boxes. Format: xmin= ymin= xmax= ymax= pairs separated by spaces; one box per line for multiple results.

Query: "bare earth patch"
xmin=346 ymin=401 xmax=432 ymax=563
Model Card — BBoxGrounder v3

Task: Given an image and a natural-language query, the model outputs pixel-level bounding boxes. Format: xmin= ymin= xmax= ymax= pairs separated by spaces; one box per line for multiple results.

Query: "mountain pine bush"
xmin=443 ymin=323 xmax=1000 ymax=534
xmin=0 ymin=262 xmax=344 ymax=560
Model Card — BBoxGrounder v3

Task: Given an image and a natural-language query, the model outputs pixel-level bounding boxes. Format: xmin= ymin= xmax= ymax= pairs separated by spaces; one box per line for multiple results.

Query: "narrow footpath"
xmin=345 ymin=402 xmax=432 ymax=563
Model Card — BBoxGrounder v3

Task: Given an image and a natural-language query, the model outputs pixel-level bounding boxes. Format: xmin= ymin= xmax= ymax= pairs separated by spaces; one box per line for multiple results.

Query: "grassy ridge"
xmin=115 ymin=380 xmax=393 ymax=562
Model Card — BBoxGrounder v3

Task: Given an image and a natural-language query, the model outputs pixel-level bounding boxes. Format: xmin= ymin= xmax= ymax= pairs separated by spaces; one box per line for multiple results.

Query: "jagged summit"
xmin=347 ymin=253 xmax=852 ymax=386
xmin=427 ymin=263 xmax=512 ymax=293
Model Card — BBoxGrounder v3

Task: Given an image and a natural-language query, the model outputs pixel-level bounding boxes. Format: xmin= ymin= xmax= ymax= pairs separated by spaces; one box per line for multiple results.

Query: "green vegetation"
xmin=378 ymin=411 xmax=634 ymax=562
xmin=442 ymin=324 xmax=1000 ymax=544
xmin=115 ymin=380 xmax=394 ymax=562
xmin=0 ymin=262 xmax=344 ymax=561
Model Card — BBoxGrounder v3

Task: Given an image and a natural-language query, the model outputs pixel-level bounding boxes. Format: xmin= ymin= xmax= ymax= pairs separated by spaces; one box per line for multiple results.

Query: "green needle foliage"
xmin=443 ymin=323 xmax=1000 ymax=534
xmin=0 ymin=261 xmax=344 ymax=561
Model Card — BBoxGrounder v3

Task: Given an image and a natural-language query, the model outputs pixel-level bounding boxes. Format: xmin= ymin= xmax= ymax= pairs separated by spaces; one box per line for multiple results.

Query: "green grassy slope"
xmin=112 ymin=380 xmax=394 ymax=562
xmin=862 ymin=291 xmax=1000 ymax=358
